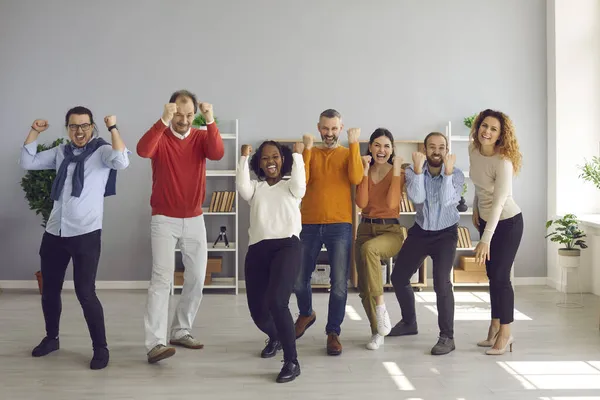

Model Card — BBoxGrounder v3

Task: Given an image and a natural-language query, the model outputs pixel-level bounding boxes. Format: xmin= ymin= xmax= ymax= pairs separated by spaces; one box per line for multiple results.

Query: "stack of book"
xmin=208 ymin=191 xmax=236 ymax=212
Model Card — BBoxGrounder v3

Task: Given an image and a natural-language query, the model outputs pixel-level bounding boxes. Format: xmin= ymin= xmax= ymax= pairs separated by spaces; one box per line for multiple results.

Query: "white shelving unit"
xmin=171 ymin=119 xmax=240 ymax=295
xmin=445 ymin=120 xmax=494 ymax=288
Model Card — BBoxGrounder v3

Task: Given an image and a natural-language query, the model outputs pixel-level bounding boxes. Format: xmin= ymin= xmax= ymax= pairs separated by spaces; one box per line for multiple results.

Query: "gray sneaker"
xmin=147 ymin=344 xmax=176 ymax=364
xmin=169 ymin=334 xmax=204 ymax=349
xmin=430 ymin=336 xmax=455 ymax=355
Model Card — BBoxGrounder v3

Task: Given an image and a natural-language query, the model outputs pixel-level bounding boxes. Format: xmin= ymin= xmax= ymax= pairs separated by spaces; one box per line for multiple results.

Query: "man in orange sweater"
xmin=294 ymin=109 xmax=363 ymax=355
xmin=137 ymin=90 xmax=224 ymax=364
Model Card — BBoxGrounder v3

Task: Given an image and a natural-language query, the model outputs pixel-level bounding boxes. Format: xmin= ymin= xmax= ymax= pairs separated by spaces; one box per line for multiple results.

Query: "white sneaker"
xmin=366 ymin=334 xmax=384 ymax=350
xmin=376 ymin=307 xmax=392 ymax=336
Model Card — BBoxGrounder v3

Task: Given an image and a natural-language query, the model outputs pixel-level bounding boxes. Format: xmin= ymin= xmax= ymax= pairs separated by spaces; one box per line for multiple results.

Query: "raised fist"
xmin=393 ymin=155 xmax=403 ymax=170
xmin=412 ymin=151 xmax=426 ymax=173
xmin=241 ymin=144 xmax=252 ymax=157
xmin=162 ymin=103 xmax=177 ymax=123
xmin=347 ymin=128 xmax=361 ymax=144
xmin=104 ymin=115 xmax=117 ymax=128
xmin=294 ymin=142 xmax=304 ymax=154
xmin=361 ymin=155 xmax=372 ymax=169
xmin=302 ymin=134 xmax=314 ymax=150
xmin=31 ymin=119 xmax=49 ymax=133
xmin=443 ymin=153 xmax=456 ymax=175
xmin=199 ymin=102 xmax=214 ymax=123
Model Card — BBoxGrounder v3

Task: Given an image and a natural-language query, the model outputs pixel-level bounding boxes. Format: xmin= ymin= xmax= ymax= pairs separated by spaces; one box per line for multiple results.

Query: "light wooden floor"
xmin=1 ymin=285 xmax=599 ymax=400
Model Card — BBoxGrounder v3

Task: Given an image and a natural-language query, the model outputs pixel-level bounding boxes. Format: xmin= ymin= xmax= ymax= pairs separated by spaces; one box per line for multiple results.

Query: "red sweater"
xmin=137 ymin=119 xmax=225 ymax=218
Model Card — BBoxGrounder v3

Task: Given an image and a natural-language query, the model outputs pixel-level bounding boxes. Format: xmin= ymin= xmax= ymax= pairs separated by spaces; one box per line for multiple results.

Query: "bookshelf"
xmin=446 ymin=120 xmax=490 ymax=287
xmin=171 ymin=119 xmax=240 ymax=295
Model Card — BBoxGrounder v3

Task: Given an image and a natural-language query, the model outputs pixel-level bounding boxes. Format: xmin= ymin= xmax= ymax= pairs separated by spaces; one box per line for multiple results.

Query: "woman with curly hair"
xmin=469 ymin=109 xmax=523 ymax=355
xmin=236 ymin=139 xmax=306 ymax=383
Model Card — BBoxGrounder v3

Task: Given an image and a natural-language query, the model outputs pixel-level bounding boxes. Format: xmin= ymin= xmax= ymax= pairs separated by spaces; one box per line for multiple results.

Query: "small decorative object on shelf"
xmin=463 ymin=113 xmax=478 ymax=129
xmin=213 ymin=225 xmax=230 ymax=248
xmin=457 ymin=183 xmax=468 ymax=212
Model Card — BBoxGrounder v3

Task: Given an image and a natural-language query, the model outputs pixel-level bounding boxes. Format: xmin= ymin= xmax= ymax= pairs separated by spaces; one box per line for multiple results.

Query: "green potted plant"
xmin=457 ymin=183 xmax=468 ymax=212
xmin=545 ymin=213 xmax=587 ymax=272
xmin=463 ymin=113 xmax=478 ymax=129
xmin=578 ymin=156 xmax=600 ymax=189
xmin=192 ymin=114 xmax=219 ymax=128
xmin=20 ymin=137 xmax=65 ymax=293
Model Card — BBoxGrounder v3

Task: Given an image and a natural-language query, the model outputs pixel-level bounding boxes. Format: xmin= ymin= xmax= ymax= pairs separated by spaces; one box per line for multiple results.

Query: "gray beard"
xmin=322 ymin=136 xmax=338 ymax=148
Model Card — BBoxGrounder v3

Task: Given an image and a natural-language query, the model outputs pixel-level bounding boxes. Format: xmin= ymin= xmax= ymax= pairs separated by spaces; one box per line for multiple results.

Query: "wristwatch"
xmin=107 ymin=124 xmax=118 ymax=132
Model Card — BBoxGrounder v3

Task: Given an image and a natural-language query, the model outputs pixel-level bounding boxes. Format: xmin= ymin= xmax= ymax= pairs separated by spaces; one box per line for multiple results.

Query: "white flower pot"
xmin=558 ymin=248 xmax=581 ymax=269
xmin=557 ymin=248 xmax=582 ymax=296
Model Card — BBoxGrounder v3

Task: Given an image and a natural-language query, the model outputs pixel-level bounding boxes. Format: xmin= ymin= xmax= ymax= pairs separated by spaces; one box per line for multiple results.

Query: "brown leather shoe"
xmin=326 ymin=333 xmax=342 ymax=356
xmin=294 ymin=311 xmax=316 ymax=339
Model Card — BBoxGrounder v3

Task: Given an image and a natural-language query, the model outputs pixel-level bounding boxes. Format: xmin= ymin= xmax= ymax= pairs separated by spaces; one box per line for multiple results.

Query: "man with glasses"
xmin=138 ymin=90 xmax=224 ymax=364
xmin=19 ymin=106 xmax=130 ymax=370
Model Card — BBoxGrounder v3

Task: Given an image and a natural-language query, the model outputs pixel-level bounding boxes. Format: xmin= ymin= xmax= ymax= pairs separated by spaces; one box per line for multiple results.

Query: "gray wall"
xmin=0 ymin=0 xmax=547 ymax=281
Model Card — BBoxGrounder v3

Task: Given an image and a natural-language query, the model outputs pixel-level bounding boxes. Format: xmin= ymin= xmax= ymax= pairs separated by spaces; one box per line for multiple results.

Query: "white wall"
xmin=547 ymin=0 xmax=600 ymax=291
xmin=0 ymin=0 xmax=548 ymax=282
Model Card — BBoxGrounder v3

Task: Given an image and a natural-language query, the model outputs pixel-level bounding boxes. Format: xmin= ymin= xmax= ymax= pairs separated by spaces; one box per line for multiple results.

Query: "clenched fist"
xmin=302 ymin=134 xmax=314 ymax=150
xmin=361 ymin=155 xmax=372 ymax=170
xmin=162 ymin=103 xmax=177 ymax=123
xmin=347 ymin=128 xmax=360 ymax=144
xmin=31 ymin=119 xmax=49 ymax=133
xmin=199 ymin=102 xmax=214 ymax=123
xmin=443 ymin=153 xmax=456 ymax=175
xmin=393 ymin=155 xmax=403 ymax=174
xmin=294 ymin=142 xmax=304 ymax=154
xmin=412 ymin=151 xmax=426 ymax=174
xmin=104 ymin=115 xmax=117 ymax=128
xmin=241 ymin=144 xmax=252 ymax=157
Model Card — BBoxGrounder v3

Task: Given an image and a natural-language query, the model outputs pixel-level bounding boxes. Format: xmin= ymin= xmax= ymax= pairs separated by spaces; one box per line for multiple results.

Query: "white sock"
xmin=376 ymin=304 xmax=386 ymax=314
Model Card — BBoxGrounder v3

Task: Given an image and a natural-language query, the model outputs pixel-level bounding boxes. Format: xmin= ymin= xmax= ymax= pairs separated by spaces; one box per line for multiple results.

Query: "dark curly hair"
xmin=250 ymin=140 xmax=294 ymax=180
xmin=366 ymin=128 xmax=395 ymax=165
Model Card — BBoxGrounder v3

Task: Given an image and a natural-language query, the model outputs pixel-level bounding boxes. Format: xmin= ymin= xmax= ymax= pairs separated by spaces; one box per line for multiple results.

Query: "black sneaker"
xmin=388 ymin=320 xmax=418 ymax=337
xmin=430 ymin=336 xmax=455 ymax=355
xmin=90 ymin=347 xmax=109 ymax=370
xmin=276 ymin=360 xmax=301 ymax=383
xmin=32 ymin=337 xmax=59 ymax=357
xmin=260 ymin=338 xmax=282 ymax=358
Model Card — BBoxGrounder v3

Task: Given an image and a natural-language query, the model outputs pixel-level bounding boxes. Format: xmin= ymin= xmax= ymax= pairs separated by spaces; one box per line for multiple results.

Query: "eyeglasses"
xmin=68 ymin=123 xmax=92 ymax=132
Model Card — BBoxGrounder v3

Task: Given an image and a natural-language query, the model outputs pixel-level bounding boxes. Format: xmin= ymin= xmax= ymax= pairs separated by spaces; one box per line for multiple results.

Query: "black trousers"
xmin=245 ymin=236 xmax=301 ymax=362
xmin=478 ymin=213 xmax=524 ymax=324
xmin=391 ymin=223 xmax=458 ymax=338
xmin=39 ymin=229 xmax=106 ymax=349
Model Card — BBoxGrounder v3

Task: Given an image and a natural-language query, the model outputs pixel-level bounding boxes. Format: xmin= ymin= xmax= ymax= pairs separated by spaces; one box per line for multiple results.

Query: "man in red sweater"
xmin=137 ymin=90 xmax=224 ymax=364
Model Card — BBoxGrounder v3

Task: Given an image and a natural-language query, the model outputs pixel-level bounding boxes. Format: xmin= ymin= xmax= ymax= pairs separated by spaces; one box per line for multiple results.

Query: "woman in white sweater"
xmin=236 ymin=140 xmax=306 ymax=383
xmin=469 ymin=109 xmax=524 ymax=356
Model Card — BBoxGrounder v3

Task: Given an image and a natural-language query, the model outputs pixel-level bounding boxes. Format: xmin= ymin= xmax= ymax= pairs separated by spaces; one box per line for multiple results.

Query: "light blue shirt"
xmin=405 ymin=162 xmax=464 ymax=231
xmin=20 ymin=140 xmax=130 ymax=237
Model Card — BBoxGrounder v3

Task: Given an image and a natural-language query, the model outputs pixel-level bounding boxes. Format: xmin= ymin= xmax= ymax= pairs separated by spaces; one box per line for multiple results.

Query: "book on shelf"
xmin=208 ymin=191 xmax=236 ymax=212
xmin=457 ymin=226 xmax=473 ymax=248
xmin=399 ymin=191 xmax=415 ymax=212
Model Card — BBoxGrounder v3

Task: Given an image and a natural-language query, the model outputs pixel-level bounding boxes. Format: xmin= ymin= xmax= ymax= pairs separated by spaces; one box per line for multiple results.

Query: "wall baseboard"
xmin=426 ymin=277 xmax=548 ymax=287
xmin=1 ymin=277 xmax=546 ymax=291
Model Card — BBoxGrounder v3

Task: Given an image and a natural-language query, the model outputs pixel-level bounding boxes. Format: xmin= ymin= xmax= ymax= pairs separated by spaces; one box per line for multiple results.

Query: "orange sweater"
xmin=301 ymin=143 xmax=363 ymax=224
xmin=356 ymin=168 xmax=403 ymax=218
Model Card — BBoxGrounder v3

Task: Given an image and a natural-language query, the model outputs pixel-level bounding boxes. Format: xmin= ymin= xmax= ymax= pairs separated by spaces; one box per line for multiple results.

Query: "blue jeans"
xmin=294 ymin=223 xmax=352 ymax=336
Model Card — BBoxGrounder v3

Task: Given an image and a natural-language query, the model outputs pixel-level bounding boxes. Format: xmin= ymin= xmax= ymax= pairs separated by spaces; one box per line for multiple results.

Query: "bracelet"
xmin=31 ymin=126 xmax=40 ymax=133
xmin=107 ymin=124 xmax=118 ymax=132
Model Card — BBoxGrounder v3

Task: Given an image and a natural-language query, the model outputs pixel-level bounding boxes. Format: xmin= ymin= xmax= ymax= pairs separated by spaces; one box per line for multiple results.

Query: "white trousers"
xmin=144 ymin=214 xmax=208 ymax=351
